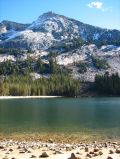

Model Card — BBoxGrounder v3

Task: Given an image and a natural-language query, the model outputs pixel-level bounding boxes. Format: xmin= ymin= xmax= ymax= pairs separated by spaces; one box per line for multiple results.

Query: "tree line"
xmin=0 ymin=74 xmax=80 ymax=97
xmin=94 ymin=72 xmax=120 ymax=95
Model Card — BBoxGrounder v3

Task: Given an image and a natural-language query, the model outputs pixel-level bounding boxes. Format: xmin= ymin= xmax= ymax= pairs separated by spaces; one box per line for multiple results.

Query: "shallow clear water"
xmin=0 ymin=98 xmax=120 ymax=137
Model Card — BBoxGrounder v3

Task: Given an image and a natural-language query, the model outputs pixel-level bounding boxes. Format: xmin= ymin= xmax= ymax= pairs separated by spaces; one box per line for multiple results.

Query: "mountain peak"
xmin=41 ymin=11 xmax=57 ymax=17
xmin=1 ymin=12 xmax=120 ymax=51
xmin=29 ymin=11 xmax=62 ymax=31
xmin=0 ymin=20 xmax=30 ymax=32
xmin=37 ymin=11 xmax=60 ymax=21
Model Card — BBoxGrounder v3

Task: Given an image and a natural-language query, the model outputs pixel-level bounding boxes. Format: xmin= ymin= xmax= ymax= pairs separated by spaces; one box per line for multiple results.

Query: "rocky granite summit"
xmin=0 ymin=12 xmax=120 ymax=81
xmin=0 ymin=11 xmax=120 ymax=51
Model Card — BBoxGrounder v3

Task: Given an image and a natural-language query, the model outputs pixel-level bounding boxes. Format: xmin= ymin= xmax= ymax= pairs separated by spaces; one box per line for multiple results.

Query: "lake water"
xmin=0 ymin=98 xmax=120 ymax=138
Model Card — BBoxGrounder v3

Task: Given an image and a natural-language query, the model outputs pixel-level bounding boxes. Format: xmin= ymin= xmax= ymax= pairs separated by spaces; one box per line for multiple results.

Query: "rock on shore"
xmin=0 ymin=140 xmax=120 ymax=159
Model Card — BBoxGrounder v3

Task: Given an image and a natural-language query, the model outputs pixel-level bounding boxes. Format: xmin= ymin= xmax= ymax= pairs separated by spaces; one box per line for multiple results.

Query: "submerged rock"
xmin=48 ymin=139 xmax=54 ymax=143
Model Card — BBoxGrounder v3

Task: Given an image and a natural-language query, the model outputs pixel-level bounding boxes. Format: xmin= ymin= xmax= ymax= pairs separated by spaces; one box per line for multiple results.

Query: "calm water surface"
xmin=0 ymin=98 xmax=120 ymax=137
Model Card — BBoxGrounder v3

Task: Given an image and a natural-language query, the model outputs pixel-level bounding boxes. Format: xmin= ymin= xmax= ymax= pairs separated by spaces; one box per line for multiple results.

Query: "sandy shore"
xmin=0 ymin=96 xmax=62 ymax=99
xmin=0 ymin=140 xmax=120 ymax=159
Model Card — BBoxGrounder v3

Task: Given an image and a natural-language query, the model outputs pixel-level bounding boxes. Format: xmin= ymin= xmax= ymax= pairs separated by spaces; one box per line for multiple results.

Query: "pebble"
xmin=40 ymin=152 xmax=49 ymax=157
xmin=85 ymin=147 xmax=89 ymax=152
xmin=104 ymin=143 xmax=108 ymax=147
xmin=30 ymin=155 xmax=37 ymax=158
xmin=86 ymin=153 xmax=92 ymax=158
xmin=93 ymin=148 xmax=99 ymax=152
xmin=109 ymin=150 xmax=114 ymax=154
xmin=89 ymin=151 xmax=94 ymax=154
xmin=9 ymin=148 xmax=13 ymax=152
xmin=0 ymin=140 xmax=120 ymax=159
xmin=107 ymin=156 xmax=113 ymax=159
xmin=19 ymin=150 xmax=26 ymax=153
xmin=93 ymin=152 xmax=99 ymax=157
xmin=54 ymin=150 xmax=63 ymax=154
xmin=48 ymin=139 xmax=54 ymax=143
xmin=68 ymin=153 xmax=81 ymax=159
xmin=116 ymin=149 xmax=120 ymax=153
xmin=27 ymin=150 xmax=32 ymax=153
xmin=99 ymin=151 xmax=103 ymax=155
xmin=66 ymin=147 xmax=72 ymax=151
xmin=0 ymin=146 xmax=4 ymax=149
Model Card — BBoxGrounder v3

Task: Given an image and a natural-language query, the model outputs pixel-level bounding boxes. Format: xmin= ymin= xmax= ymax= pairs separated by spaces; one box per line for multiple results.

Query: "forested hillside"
xmin=0 ymin=74 xmax=80 ymax=97
xmin=95 ymin=72 xmax=120 ymax=95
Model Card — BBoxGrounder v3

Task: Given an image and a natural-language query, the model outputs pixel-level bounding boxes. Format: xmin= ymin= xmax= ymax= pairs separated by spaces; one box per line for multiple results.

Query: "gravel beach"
xmin=0 ymin=140 xmax=120 ymax=159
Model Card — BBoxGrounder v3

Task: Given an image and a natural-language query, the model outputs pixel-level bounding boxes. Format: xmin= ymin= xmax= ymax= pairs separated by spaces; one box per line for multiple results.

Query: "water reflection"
xmin=0 ymin=98 xmax=120 ymax=135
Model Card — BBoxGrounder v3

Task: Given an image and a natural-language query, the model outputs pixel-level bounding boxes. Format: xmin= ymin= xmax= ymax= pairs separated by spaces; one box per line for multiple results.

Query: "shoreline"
xmin=0 ymin=96 xmax=120 ymax=99
xmin=0 ymin=96 xmax=62 ymax=99
xmin=0 ymin=132 xmax=120 ymax=144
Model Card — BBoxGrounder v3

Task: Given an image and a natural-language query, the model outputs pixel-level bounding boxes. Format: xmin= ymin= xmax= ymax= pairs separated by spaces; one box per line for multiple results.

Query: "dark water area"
xmin=0 ymin=98 xmax=120 ymax=137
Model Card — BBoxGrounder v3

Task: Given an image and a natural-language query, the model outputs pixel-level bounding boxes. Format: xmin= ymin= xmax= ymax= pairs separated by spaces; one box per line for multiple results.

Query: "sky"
xmin=0 ymin=0 xmax=120 ymax=30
